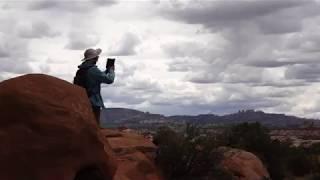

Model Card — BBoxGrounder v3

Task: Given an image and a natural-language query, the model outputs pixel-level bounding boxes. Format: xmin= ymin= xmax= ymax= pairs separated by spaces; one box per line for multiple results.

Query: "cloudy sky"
xmin=1 ymin=0 xmax=320 ymax=118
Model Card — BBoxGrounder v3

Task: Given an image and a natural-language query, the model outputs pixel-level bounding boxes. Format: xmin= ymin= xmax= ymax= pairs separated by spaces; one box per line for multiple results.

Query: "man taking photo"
xmin=74 ymin=48 xmax=115 ymax=125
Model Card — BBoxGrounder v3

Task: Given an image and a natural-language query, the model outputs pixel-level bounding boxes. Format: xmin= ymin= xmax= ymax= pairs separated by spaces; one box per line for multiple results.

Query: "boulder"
xmin=0 ymin=74 xmax=117 ymax=180
xmin=220 ymin=147 xmax=270 ymax=180
xmin=103 ymin=130 xmax=157 ymax=155
xmin=101 ymin=129 xmax=163 ymax=180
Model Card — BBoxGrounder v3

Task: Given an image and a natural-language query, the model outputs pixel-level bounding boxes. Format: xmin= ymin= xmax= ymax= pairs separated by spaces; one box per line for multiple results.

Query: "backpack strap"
xmin=83 ymin=67 xmax=94 ymax=97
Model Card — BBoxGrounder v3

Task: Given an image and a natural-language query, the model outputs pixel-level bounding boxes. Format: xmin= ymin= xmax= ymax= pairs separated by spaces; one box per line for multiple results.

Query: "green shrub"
xmin=154 ymin=124 xmax=223 ymax=179
xmin=221 ymin=123 xmax=289 ymax=179
xmin=154 ymin=122 xmax=320 ymax=179
xmin=221 ymin=122 xmax=320 ymax=180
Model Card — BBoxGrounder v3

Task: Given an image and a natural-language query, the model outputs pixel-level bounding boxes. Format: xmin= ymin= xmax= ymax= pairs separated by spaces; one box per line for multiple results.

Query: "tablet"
xmin=106 ymin=58 xmax=115 ymax=68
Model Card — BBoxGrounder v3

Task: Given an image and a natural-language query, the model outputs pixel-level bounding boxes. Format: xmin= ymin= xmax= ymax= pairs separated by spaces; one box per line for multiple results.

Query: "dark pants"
xmin=92 ymin=106 xmax=101 ymax=125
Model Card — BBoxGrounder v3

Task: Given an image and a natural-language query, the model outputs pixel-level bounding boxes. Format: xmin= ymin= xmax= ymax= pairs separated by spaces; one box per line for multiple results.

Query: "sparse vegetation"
xmin=221 ymin=122 xmax=320 ymax=180
xmin=154 ymin=122 xmax=320 ymax=180
xmin=153 ymin=124 xmax=230 ymax=180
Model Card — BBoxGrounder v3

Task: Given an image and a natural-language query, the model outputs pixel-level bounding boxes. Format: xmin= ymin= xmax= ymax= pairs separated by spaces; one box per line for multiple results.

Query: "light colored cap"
xmin=81 ymin=48 xmax=102 ymax=61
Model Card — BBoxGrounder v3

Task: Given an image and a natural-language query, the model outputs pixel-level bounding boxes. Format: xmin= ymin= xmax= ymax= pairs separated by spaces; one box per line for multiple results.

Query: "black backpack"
xmin=73 ymin=67 xmax=92 ymax=97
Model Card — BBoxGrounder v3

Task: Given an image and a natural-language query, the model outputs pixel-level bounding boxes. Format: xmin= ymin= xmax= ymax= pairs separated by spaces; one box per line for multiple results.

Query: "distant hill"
xmin=101 ymin=108 xmax=166 ymax=124
xmin=101 ymin=108 xmax=320 ymax=128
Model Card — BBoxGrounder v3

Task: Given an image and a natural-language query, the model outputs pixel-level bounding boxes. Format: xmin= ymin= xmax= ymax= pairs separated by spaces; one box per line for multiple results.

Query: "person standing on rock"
xmin=74 ymin=48 xmax=115 ymax=125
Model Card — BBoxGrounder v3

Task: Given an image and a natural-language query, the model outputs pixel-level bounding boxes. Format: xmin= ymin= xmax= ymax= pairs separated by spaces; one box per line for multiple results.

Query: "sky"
xmin=1 ymin=0 xmax=320 ymax=118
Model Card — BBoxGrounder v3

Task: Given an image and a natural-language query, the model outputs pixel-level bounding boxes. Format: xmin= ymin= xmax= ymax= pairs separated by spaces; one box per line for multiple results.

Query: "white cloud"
xmin=107 ymin=32 xmax=141 ymax=56
xmin=27 ymin=0 xmax=116 ymax=12
xmin=1 ymin=0 xmax=320 ymax=118
xmin=17 ymin=21 xmax=60 ymax=39
xmin=65 ymin=32 xmax=100 ymax=50
xmin=0 ymin=32 xmax=33 ymax=74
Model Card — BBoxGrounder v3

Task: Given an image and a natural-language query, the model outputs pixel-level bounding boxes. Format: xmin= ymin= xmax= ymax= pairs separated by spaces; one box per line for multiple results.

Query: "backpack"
xmin=73 ymin=67 xmax=92 ymax=97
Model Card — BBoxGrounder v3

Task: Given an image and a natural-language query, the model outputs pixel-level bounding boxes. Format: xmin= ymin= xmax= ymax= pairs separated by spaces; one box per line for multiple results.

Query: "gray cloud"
xmin=143 ymin=84 xmax=283 ymax=115
xmin=268 ymin=89 xmax=297 ymax=98
xmin=65 ymin=32 xmax=100 ymax=50
xmin=286 ymin=31 xmax=320 ymax=53
xmin=99 ymin=61 xmax=162 ymax=106
xmin=163 ymin=40 xmax=221 ymax=73
xmin=168 ymin=57 xmax=205 ymax=72
xmin=27 ymin=0 xmax=116 ymax=11
xmin=163 ymin=41 xmax=208 ymax=58
xmin=161 ymin=0 xmax=320 ymax=91
xmin=257 ymin=15 xmax=302 ymax=35
xmin=164 ymin=30 xmax=271 ymax=85
xmin=161 ymin=0 xmax=320 ymax=61
xmin=285 ymin=64 xmax=320 ymax=82
xmin=0 ymin=47 xmax=9 ymax=58
xmin=163 ymin=37 xmax=319 ymax=89
xmin=250 ymin=81 xmax=308 ymax=88
xmin=0 ymin=33 xmax=33 ymax=74
xmin=1 ymin=3 xmax=9 ymax=10
xmin=93 ymin=0 xmax=116 ymax=6
xmin=245 ymin=57 xmax=320 ymax=68
xmin=101 ymin=79 xmax=161 ymax=106
xmin=17 ymin=21 xmax=60 ymax=39
xmin=108 ymin=33 xmax=141 ymax=56
xmin=39 ymin=63 xmax=51 ymax=74
xmin=246 ymin=60 xmax=296 ymax=68
xmin=186 ymin=65 xmax=263 ymax=85
xmin=102 ymin=87 xmax=147 ymax=105
xmin=126 ymin=79 xmax=161 ymax=93
xmin=164 ymin=39 xmax=265 ymax=84
xmin=27 ymin=1 xmax=58 ymax=10
xmin=162 ymin=0 xmax=316 ymax=33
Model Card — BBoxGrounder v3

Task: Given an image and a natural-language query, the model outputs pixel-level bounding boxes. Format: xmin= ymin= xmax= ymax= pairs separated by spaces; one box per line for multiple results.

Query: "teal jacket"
xmin=78 ymin=60 xmax=115 ymax=108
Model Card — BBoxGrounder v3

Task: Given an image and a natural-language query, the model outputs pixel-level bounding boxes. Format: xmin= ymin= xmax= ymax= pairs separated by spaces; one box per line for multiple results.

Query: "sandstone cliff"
xmin=0 ymin=74 xmax=117 ymax=180
xmin=101 ymin=129 xmax=164 ymax=180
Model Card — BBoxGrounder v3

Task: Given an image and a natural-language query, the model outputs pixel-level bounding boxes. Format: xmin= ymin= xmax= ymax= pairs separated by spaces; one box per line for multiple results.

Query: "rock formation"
xmin=101 ymin=129 xmax=163 ymax=180
xmin=220 ymin=147 xmax=270 ymax=180
xmin=0 ymin=74 xmax=272 ymax=180
xmin=0 ymin=74 xmax=117 ymax=180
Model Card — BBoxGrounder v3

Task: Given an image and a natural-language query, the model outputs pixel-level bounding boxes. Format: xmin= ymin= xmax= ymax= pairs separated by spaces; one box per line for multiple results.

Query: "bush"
xmin=221 ymin=122 xmax=288 ymax=179
xmin=222 ymin=122 xmax=271 ymax=156
xmin=221 ymin=122 xmax=320 ymax=180
xmin=154 ymin=124 xmax=224 ymax=180
xmin=154 ymin=122 xmax=320 ymax=179
xmin=287 ymin=148 xmax=312 ymax=176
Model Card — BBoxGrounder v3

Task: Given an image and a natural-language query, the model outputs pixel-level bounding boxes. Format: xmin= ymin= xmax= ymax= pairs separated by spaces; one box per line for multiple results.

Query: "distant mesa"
xmin=101 ymin=108 xmax=320 ymax=129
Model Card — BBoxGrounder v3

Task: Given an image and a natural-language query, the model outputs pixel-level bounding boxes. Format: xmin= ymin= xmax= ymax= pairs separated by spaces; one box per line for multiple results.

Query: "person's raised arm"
xmin=90 ymin=66 xmax=115 ymax=84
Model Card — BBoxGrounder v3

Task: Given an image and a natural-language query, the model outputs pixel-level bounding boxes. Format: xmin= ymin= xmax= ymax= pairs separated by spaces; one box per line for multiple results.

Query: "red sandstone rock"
xmin=0 ymin=74 xmax=117 ymax=180
xmin=101 ymin=129 xmax=163 ymax=180
xmin=104 ymin=130 xmax=157 ymax=155
xmin=220 ymin=147 xmax=270 ymax=180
